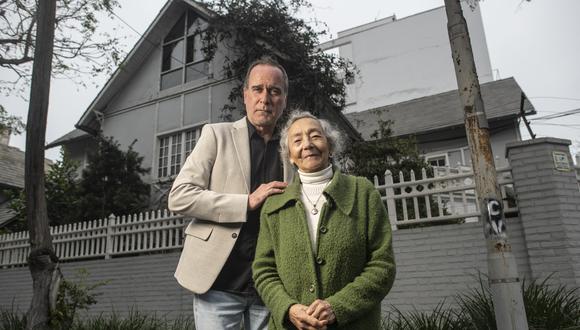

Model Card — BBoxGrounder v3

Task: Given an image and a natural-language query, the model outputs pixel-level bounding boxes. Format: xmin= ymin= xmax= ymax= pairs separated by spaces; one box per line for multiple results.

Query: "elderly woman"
xmin=252 ymin=111 xmax=396 ymax=330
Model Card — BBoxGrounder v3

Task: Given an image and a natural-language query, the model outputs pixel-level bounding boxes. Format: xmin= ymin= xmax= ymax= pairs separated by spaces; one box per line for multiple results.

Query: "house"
xmin=319 ymin=3 xmax=494 ymax=113
xmin=346 ymin=77 xmax=536 ymax=169
xmin=49 ymin=1 xmax=534 ymax=209
xmin=47 ymin=0 xmax=359 ymax=208
xmin=319 ymin=4 xmax=536 ymax=167
xmin=0 ymin=132 xmax=52 ymax=231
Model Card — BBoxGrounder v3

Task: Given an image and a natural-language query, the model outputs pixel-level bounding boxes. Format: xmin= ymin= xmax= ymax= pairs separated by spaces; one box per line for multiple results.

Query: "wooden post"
xmin=444 ymin=1 xmax=528 ymax=328
xmin=105 ymin=214 xmax=116 ymax=259
xmin=384 ymin=170 xmax=398 ymax=231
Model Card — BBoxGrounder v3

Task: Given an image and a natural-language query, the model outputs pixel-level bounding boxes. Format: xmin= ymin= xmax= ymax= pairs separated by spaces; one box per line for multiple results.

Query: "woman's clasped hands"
xmin=288 ymin=299 xmax=336 ymax=330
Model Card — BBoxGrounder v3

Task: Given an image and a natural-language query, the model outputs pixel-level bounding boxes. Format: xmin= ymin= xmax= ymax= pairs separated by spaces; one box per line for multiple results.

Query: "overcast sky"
xmin=2 ymin=0 xmax=579 ymax=161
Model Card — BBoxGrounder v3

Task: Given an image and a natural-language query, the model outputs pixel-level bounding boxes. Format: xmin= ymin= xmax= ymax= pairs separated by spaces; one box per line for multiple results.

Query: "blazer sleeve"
xmin=168 ymin=124 xmax=249 ymax=222
xmin=326 ymin=181 xmax=396 ymax=325
xmin=253 ymin=209 xmax=299 ymax=327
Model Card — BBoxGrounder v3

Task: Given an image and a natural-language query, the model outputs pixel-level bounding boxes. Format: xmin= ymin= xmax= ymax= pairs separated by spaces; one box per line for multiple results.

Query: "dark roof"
xmin=0 ymin=143 xmax=53 ymax=189
xmin=345 ymin=77 xmax=536 ymax=140
xmin=46 ymin=128 xmax=91 ymax=149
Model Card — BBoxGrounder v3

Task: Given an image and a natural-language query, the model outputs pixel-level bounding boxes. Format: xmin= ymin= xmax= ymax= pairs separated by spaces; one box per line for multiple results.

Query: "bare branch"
xmin=0 ymin=55 xmax=33 ymax=65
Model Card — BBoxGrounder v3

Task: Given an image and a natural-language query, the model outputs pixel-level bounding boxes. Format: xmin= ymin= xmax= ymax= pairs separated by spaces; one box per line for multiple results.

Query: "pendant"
xmin=311 ymin=208 xmax=319 ymax=215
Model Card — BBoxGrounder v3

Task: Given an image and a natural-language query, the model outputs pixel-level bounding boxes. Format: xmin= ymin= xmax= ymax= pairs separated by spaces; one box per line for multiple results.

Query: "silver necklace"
xmin=301 ymin=182 xmax=330 ymax=215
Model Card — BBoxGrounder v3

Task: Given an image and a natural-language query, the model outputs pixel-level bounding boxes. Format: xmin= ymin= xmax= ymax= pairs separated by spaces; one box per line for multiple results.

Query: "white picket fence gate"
xmin=0 ymin=210 xmax=187 ymax=268
xmin=375 ymin=166 xmax=518 ymax=230
xmin=0 ymin=166 xmax=520 ymax=267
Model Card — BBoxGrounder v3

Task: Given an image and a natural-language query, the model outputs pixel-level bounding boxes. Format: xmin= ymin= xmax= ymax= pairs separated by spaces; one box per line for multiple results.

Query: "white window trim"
xmin=156 ymin=125 xmax=203 ymax=180
xmin=160 ymin=11 xmax=209 ymax=90
xmin=426 ymin=153 xmax=448 ymax=167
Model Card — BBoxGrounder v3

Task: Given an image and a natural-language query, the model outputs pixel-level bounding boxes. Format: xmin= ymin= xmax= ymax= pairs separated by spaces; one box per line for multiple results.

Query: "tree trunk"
xmin=444 ymin=1 xmax=528 ymax=329
xmin=25 ymin=0 xmax=59 ymax=329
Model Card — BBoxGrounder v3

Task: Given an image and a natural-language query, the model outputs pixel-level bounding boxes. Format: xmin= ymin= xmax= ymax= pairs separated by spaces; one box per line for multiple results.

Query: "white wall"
xmin=321 ymin=4 xmax=493 ymax=113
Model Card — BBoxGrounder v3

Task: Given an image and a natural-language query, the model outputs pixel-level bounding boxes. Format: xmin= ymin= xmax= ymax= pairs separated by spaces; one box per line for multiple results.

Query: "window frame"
xmin=156 ymin=126 xmax=202 ymax=179
xmin=160 ymin=10 xmax=209 ymax=90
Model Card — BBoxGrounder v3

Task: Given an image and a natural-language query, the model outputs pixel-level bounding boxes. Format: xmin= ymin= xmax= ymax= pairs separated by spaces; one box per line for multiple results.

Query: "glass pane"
xmin=185 ymin=129 xmax=198 ymax=157
xmin=185 ymin=61 xmax=209 ymax=83
xmin=170 ymin=134 xmax=182 ymax=176
xmin=187 ymin=10 xmax=201 ymax=35
xmin=158 ymin=136 xmax=169 ymax=178
xmin=162 ymin=39 xmax=185 ymax=72
xmin=161 ymin=69 xmax=183 ymax=90
xmin=186 ymin=34 xmax=205 ymax=64
xmin=448 ymin=150 xmax=462 ymax=167
xmin=164 ymin=14 xmax=185 ymax=43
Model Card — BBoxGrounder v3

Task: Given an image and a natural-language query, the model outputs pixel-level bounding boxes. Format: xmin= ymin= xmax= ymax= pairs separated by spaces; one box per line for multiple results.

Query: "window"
xmin=161 ymin=10 xmax=209 ymax=90
xmin=157 ymin=127 xmax=202 ymax=178
xmin=427 ymin=155 xmax=447 ymax=167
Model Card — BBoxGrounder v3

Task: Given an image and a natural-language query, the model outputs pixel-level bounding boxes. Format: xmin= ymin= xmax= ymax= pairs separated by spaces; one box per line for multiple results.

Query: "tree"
xmin=343 ymin=116 xmax=429 ymax=181
xmin=78 ymin=135 xmax=150 ymax=221
xmin=0 ymin=0 xmax=124 ymax=98
xmin=0 ymin=104 xmax=25 ymax=135
xmin=24 ymin=0 xmax=58 ymax=328
xmin=6 ymin=2 xmax=124 ymax=325
xmin=8 ymin=149 xmax=81 ymax=230
xmin=200 ymin=0 xmax=354 ymax=120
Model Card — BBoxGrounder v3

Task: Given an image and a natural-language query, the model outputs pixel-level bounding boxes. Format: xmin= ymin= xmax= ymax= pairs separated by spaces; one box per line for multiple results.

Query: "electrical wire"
xmin=530 ymin=108 xmax=580 ymax=121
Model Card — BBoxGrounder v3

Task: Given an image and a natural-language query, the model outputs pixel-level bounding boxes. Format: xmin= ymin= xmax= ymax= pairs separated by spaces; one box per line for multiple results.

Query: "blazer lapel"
xmin=231 ymin=118 xmax=251 ymax=193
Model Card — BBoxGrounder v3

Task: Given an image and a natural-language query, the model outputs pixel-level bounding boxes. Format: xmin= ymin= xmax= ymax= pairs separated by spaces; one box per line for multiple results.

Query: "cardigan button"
xmin=308 ymin=284 xmax=315 ymax=293
xmin=316 ymin=257 xmax=325 ymax=265
xmin=231 ymin=233 xmax=238 ymax=239
xmin=319 ymin=226 xmax=328 ymax=234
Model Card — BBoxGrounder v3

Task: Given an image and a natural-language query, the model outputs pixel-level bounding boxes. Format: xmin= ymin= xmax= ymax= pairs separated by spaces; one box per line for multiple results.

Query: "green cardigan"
xmin=253 ymin=169 xmax=396 ymax=330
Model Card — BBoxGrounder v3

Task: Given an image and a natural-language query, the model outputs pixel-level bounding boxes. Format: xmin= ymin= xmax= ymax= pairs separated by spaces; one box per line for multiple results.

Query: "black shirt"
xmin=211 ymin=119 xmax=283 ymax=295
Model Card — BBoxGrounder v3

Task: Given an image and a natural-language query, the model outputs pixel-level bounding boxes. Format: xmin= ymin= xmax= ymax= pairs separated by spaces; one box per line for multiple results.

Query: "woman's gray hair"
xmin=279 ymin=110 xmax=344 ymax=165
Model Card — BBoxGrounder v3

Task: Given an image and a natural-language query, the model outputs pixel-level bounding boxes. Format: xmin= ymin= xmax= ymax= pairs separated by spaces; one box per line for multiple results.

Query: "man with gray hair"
xmin=168 ymin=56 xmax=293 ymax=329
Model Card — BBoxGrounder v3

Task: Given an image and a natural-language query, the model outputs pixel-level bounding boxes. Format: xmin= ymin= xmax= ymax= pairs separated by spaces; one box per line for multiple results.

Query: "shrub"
xmin=382 ymin=274 xmax=580 ymax=330
xmin=0 ymin=305 xmax=25 ymax=330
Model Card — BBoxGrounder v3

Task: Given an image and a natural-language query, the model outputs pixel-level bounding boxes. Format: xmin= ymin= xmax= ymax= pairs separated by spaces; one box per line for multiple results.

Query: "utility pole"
xmin=444 ymin=1 xmax=529 ymax=329
xmin=25 ymin=0 xmax=60 ymax=329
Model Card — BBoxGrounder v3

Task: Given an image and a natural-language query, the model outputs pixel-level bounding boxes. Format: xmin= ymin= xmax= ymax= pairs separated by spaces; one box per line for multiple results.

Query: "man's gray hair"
xmin=243 ymin=56 xmax=289 ymax=93
xmin=279 ymin=110 xmax=344 ymax=165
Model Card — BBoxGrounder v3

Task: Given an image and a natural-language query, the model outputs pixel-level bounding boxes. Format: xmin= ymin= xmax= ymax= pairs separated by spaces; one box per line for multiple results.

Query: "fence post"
xmin=105 ymin=214 xmax=116 ymax=259
xmin=384 ymin=170 xmax=398 ymax=231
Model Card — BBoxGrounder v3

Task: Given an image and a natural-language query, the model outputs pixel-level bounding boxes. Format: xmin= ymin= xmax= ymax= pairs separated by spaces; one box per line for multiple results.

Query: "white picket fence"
xmin=0 ymin=165 xmax=520 ymax=267
xmin=375 ymin=166 xmax=518 ymax=230
xmin=0 ymin=210 xmax=187 ymax=268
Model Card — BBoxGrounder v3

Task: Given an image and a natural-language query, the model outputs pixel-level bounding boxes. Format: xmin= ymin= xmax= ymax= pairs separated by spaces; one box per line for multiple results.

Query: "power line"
xmin=531 ymin=123 xmax=580 ymax=130
xmin=530 ymin=108 xmax=580 ymax=121
xmin=528 ymin=96 xmax=580 ymax=102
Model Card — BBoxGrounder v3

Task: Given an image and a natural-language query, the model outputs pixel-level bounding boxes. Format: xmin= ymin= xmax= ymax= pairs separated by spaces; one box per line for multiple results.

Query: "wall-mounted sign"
xmin=553 ymin=151 xmax=571 ymax=172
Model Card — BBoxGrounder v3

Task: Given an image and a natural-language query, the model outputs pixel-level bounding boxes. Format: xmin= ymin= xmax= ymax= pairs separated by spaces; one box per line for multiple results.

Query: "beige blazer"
xmin=168 ymin=117 xmax=293 ymax=294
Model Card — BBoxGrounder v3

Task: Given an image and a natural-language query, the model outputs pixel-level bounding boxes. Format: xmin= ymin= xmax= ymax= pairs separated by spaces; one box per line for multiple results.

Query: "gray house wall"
xmin=320 ymin=4 xmax=493 ymax=113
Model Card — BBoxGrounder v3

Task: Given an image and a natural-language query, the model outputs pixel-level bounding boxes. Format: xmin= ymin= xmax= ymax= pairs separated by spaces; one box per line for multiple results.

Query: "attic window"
xmin=161 ymin=9 xmax=209 ymax=90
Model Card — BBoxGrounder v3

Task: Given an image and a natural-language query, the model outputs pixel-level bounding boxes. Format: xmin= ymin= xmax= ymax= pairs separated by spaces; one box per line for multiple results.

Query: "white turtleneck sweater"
xmin=298 ymin=165 xmax=333 ymax=251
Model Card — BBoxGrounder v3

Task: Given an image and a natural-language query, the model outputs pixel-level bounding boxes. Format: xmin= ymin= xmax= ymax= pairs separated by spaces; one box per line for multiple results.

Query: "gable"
xmin=76 ymin=0 xmax=214 ymax=133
